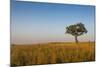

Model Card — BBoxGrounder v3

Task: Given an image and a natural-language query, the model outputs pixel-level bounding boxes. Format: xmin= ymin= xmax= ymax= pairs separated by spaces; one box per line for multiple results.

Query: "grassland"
xmin=11 ymin=42 xmax=95 ymax=66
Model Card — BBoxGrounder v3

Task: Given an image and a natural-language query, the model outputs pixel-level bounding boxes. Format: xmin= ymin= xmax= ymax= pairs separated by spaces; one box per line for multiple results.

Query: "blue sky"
xmin=11 ymin=0 xmax=95 ymax=44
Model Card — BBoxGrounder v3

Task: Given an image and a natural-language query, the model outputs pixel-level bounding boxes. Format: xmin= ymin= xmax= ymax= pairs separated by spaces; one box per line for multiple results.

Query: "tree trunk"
xmin=75 ymin=36 xmax=78 ymax=43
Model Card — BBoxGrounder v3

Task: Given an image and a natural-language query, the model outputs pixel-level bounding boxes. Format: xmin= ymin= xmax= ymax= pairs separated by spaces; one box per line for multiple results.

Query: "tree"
xmin=65 ymin=23 xmax=87 ymax=43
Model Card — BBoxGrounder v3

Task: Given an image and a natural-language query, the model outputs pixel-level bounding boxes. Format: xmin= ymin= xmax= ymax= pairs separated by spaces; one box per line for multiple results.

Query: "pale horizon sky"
xmin=11 ymin=0 xmax=95 ymax=44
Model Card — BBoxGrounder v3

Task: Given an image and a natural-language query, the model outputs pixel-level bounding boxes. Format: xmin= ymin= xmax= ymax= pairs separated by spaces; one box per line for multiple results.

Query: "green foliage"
xmin=65 ymin=23 xmax=87 ymax=43
xmin=65 ymin=23 xmax=87 ymax=36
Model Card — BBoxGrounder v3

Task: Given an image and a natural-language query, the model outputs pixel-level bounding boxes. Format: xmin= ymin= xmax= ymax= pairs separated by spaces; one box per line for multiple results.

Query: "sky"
xmin=11 ymin=0 xmax=95 ymax=44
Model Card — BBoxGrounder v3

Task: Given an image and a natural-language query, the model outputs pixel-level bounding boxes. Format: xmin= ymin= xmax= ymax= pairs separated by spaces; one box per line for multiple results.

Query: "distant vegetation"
xmin=65 ymin=23 xmax=87 ymax=43
xmin=11 ymin=42 xmax=95 ymax=66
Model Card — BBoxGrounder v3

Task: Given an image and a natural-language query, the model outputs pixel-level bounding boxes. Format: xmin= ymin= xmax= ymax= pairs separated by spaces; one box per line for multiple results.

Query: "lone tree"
xmin=65 ymin=23 xmax=87 ymax=43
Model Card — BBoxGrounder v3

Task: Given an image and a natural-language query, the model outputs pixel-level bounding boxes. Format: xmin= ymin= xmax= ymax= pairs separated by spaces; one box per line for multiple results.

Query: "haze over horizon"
xmin=11 ymin=0 xmax=95 ymax=44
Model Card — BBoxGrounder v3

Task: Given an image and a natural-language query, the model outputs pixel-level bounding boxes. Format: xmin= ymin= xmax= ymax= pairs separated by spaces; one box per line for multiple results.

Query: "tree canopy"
xmin=65 ymin=23 xmax=87 ymax=43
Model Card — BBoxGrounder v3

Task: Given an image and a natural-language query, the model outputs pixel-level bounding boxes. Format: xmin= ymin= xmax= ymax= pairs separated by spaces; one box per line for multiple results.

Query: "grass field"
xmin=11 ymin=42 xmax=95 ymax=66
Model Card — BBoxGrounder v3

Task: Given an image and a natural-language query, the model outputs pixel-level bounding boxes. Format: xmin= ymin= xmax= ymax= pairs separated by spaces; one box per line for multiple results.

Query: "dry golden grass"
xmin=11 ymin=42 xmax=95 ymax=66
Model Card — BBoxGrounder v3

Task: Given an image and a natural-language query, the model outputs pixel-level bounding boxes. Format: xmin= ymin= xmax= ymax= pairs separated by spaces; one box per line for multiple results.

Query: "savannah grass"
xmin=11 ymin=42 xmax=95 ymax=66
